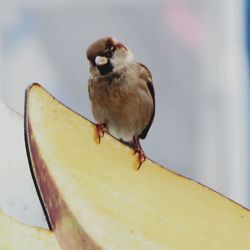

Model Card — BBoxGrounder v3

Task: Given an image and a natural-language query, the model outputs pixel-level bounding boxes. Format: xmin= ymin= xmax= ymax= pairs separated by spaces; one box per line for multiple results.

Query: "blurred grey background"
xmin=0 ymin=0 xmax=249 ymax=226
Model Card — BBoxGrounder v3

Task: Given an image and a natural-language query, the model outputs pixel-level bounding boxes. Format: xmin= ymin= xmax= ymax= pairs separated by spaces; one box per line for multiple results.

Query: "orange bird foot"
xmin=134 ymin=148 xmax=146 ymax=170
xmin=96 ymin=123 xmax=105 ymax=143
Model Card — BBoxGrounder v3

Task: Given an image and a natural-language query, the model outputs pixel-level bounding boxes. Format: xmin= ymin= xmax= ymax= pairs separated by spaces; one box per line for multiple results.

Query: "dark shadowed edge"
xmin=24 ymin=83 xmax=53 ymax=230
xmin=23 ymin=82 xmax=250 ymax=232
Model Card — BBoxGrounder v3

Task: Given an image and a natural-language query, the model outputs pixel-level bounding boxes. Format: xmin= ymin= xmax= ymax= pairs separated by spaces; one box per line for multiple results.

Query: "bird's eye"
xmin=106 ymin=51 xmax=113 ymax=57
xmin=106 ymin=46 xmax=115 ymax=57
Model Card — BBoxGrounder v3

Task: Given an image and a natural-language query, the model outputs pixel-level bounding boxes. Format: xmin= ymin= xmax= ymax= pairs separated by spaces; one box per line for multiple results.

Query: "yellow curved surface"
xmin=0 ymin=211 xmax=59 ymax=250
xmin=26 ymin=83 xmax=250 ymax=250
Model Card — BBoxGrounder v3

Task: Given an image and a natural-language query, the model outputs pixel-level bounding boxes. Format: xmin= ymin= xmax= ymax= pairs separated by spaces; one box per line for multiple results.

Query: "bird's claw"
xmin=96 ymin=123 xmax=105 ymax=143
xmin=134 ymin=148 xmax=146 ymax=170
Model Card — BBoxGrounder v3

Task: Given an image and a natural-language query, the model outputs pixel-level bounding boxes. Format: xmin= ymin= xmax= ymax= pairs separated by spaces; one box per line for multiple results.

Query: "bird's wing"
xmin=88 ymin=79 xmax=92 ymax=100
xmin=137 ymin=63 xmax=155 ymax=140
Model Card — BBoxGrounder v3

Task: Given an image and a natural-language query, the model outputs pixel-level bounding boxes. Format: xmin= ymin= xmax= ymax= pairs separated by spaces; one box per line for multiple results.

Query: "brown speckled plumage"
xmin=88 ymin=63 xmax=154 ymax=141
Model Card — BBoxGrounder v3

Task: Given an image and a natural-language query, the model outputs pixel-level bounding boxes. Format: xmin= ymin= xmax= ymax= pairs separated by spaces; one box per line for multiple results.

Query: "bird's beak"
xmin=95 ymin=56 xmax=108 ymax=66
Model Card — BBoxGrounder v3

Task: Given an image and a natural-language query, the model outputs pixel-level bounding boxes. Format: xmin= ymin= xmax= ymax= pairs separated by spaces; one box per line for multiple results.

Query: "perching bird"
xmin=87 ymin=37 xmax=155 ymax=169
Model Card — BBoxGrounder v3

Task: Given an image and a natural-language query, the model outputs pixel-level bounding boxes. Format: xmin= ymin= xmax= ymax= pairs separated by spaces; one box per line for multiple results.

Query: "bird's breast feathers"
xmin=88 ymin=63 xmax=154 ymax=141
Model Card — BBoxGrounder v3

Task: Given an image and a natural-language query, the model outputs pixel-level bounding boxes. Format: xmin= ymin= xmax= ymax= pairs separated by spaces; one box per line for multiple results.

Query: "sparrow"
xmin=86 ymin=37 xmax=155 ymax=169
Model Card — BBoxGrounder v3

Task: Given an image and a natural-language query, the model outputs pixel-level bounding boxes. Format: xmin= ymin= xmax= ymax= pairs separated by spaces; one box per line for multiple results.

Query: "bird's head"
xmin=87 ymin=37 xmax=134 ymax=77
